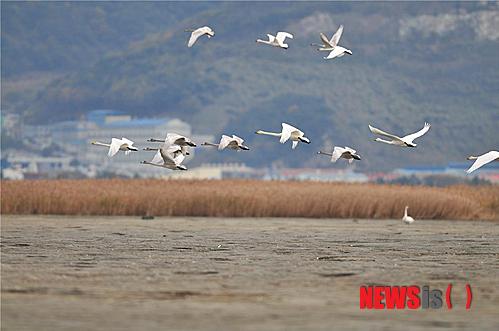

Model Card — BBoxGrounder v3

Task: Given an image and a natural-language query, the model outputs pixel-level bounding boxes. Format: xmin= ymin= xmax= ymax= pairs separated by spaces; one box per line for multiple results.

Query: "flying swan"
xmin=369 ymin=122 xmax=431 ymax=147
xmin=141 ymin=145 xmax=187 ymax=170
xmin=186 ymin=26 xmax=215 ymax=48
xmin=255 ymin=123 xmax=310 ymax=149
xmin=202 ymin=134 xmax=250 ymax=151
xmin=466 ymin=150 xmax=499 ymax=174
xmin=147 ymin=133 xmax=196 ymax=155
xmin=318 ymin=146 xmax=361 ymax=163
xmin=256 ymin=31 xmax=293 ymax=49
xmin=311 ymin=25 xmax=352 ymax=60
xmin=91 ymin=138 xmax=138 ymax=157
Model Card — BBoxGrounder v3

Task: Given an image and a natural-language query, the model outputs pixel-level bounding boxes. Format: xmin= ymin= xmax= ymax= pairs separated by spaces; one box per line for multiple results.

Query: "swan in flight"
xmin=147 ymin=133 xmax=196 ymax=155
xmin=256 ymin=31 xmax=293 ymax=49
xmin=148 ymin=133 xmax=196 ymax=147
xmin=402 ymin=206 xmax=415 ymax=224
xmin=141 ymin=145 xmax=187 ymax=170
xmin=201 ymin=135 xmax=250 ymax=151
xmin=255 ymin=123 xmax=310 ymax=149
xmin=318 ymin=146 xmax=361 ymax=163
xmin=186 ymin=26 xmax=215 ymax=48
xmin=466 ymin=150 xmax=499 ymax=174
xmin=369 ymin=122 xmax=431 ymax=148
xmin=91 ymin=138 xmax=138 ymax=157
xmin=311 ymin=25 xmax=352 ymax=60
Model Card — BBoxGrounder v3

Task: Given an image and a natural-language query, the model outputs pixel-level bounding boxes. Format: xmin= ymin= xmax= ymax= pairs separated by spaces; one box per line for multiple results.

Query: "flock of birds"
xmin=91 ymin=24 xmax=498 ymax=187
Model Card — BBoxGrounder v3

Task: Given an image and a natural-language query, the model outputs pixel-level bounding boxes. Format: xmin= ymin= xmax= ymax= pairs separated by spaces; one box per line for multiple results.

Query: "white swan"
xmin=256 ymin=31 xmax=293 ymax=49
xmin=201 ymin=134 xmax=249 ymax=151
xmin=186 ymin=26 xmax=215 ymax=48
xmin=141 ymin=145 xmax=187 ymax=170
xmin=147 ymin=133 xmax=196 ymax=155
xmin=466 ymin=150 xmax=499 ymax=174
xmin=255 ymin=123 xmax=310 ymax=149
xmin=369 ymin=122 xmax=431 ymax=148
xmin=311 ymin=25 xmax=352 ymax=59
xmin=91 ymin=137 xmax=138 ymax=157
xmin=318 ymin=146 xmax=361 ymax=163
xmin=402 ymin=206 xmax=415 ymax=224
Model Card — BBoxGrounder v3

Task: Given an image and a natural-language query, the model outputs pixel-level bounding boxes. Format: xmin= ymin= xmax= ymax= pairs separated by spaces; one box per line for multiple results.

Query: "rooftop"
xmin=86 ymin=109 xmax=171 ymax=128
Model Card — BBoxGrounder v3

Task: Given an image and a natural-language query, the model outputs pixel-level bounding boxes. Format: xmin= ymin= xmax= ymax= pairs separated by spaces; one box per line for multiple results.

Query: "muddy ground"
xmin=1 ymin=216 xmax=498 ymax=330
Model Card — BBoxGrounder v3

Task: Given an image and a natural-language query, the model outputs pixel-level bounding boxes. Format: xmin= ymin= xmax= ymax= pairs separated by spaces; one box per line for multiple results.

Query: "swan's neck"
xmin=92 ymin=141 xmax=110 ymax=147
xmin=311 ymin=43 xmax=325 ymax=48
xmin=202 ymin=142 xmax=219 ymax=147
xmin=467 ymin=156 xmax=478 ymax=160
xmin=256 ymin=130 xmax=281 ymax=137
xmin=318 ymin=151 xmax=333 ymax=157
xmin=375 ymin=138 xmax=395 ymax=145
xmin=404 ymin=206 xmax=408 ymax=218
xmin=256 ymin=39 xmax=271 ymax=45
xmin=141 ymin=161 xmax=163 ymax=168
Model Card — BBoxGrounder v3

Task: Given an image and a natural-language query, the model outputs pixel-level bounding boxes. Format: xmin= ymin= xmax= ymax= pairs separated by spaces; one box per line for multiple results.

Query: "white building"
xmin=265 ymin=168 xmax=369 ymax=182
xmin=2 ymin=151 xmax=73 ymax=178
xmin=165 ymin=163 xmax=264 ymax=180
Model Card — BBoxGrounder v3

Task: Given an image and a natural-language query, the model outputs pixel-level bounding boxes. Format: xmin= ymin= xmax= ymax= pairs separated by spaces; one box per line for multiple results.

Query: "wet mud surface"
xmin=1 ymin=216 xmax=498 ymax=330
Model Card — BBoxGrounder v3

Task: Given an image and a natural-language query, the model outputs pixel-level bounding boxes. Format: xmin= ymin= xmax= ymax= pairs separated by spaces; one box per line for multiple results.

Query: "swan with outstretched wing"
xmin=256 ymin=31 xmax=294 ymax=49
xmin=369 ymin=122 xmax=431 ymax=148
xmin=466 ymin=151 xmax=499 ymax=174
xmin=255 ymin=122 xmax=310 ymax=149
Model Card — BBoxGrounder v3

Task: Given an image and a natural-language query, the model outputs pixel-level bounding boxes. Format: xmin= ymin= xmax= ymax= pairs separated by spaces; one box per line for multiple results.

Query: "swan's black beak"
xmin=299 ymin=137 xmax=311 ymax=144
xmin=240 ymin=146 xmax=250 ymax=151
xmin=353 ymin=154 xmax=361 ymax=160
xmin=187 ymin=142 xmax=196 ymax=147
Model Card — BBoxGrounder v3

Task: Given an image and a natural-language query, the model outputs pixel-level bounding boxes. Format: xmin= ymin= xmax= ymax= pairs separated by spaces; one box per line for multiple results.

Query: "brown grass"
xmin=1 ymin=179 xmax=498 ymax=220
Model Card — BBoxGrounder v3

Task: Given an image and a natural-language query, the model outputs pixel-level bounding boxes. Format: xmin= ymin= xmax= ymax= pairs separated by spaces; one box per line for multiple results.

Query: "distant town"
xmin=2 ymin=110 xmax=498 ymax=185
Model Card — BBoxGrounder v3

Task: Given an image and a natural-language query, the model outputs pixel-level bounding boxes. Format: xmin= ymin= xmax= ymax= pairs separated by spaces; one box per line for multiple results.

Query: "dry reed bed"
xmin=1 ymin=180 xmax=498 ymax=220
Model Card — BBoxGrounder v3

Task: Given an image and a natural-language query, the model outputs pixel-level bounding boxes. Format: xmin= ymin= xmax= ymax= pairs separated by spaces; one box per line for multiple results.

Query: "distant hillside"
xmin=1 ymin=2 xmax=213 ymax=76
xmin=2 ymin=2 xmax=499 ymax=170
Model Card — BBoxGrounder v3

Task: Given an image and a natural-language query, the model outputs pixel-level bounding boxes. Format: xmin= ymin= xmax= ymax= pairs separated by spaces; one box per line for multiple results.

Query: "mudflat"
xmin=1 ymin=216 xmax=498 ymax=331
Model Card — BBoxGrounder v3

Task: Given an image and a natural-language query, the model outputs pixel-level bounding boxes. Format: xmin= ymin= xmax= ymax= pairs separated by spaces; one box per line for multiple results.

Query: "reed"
xmin=1 ymin=179 xmax=498 ymax=220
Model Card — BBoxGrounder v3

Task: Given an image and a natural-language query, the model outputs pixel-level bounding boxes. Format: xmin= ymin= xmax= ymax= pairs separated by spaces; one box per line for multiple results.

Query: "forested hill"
xmin=2 ymin=2 xmax=498 ymax=170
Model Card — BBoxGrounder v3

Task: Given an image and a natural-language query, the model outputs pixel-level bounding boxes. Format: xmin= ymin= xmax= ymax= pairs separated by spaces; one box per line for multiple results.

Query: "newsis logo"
xmin=360 ymin=285 xmax=472 ymax=310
